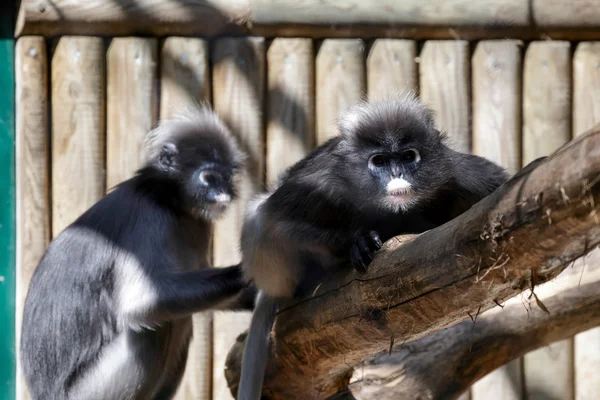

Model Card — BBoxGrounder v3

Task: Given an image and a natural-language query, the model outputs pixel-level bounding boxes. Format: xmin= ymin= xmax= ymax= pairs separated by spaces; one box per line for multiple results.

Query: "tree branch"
xmin=330 ymin=250 xmax=600 ymax=400
xmin=225 ymin=124 xmax=600 ymax=399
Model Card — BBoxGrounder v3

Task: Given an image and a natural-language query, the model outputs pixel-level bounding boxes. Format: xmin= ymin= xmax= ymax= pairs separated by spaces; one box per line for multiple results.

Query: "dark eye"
xmin=369 ymin=154 xmax=387 ymax=168
xmin=400 ymin=149 xmax=421 ymax=164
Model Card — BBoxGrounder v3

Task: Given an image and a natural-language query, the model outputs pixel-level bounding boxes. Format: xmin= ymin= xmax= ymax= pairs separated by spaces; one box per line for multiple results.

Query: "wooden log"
xmin=521 ymin=40 xmax=573 ymax=400
xmin=532 ymin=0 xmax=600 ymax=28
xmin=522 ymin=41 xmax=571 ymax=164
xmin=16 ymin=0 xmax=250 ymax=37
xmin=266 ymin=38 xmax=314 ymax=185
xmin=17 ymin=0 xmax=600 ymax=39
xmin=212 ymin=37 xmax=265 ymax=400
xmin=367 ymin=39 xmax=417 ymax=100
xmin=316 ymin=39 xmax=365 ymax=144
xmin=51 ymin=36 xmax=105 ymax=235
xmin=472 ymin=40 xmax=522 ymax=174
xmin=334 ymin=251 xmax=600 ymax=400
xmin=15 ymin=36 xmax=49 ymax=400
xmin=106 ymin=37 xmax=158 ymax=189
xmin=250 ymin=0 xmax=529 ymax=26
xmin=470 ymin=39 xmax=523 ymax=400
xmin=573 ymin=41 xmax=600 ymax=400
xmin=158 ymin=37 xmax=214 ymax=400
xmin=225 ymin=123 xmax=600 ymax=399
xmin=419 ymin=40 xmax=471 ymax=153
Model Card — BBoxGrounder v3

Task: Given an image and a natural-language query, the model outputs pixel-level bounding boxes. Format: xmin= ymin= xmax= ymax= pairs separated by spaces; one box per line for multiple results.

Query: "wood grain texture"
xmin=470 ymin=39 xmax=524 ymax=400
xmin=522 ymin=41 xmax=571 ymax=165
xmin=533 ymin=0 xmax=600 ymax=27
xmin=106 ymin=38 xmax=158 ymax=189
xmin=211 ymin=37 xmax=265 ymax=400
xmin=51 ymin=36 xmax=105 ymax=236
xmin=16 ymin=0 xmax=532 ymax=37
xmin=225 ymin=123 xmax=600 ymax=398
xmin=16 ymin=0 xmax=250 ymax=36
xmin=251 ymin=0 xmax=529 ymax=26
xmin=338 ymin=252 xmax=600 ymax=400
xmin=573 ymin=43 xmax=600 ymax=136
xmin=316 ymin=39 xmax=365 ymax=144
xmin=158 ymin=37 xmax=214 ymax=400
xmin=15 ymin=36 xmax=49 ymax=400
xmin=472 ymin=40 xmax=522 ymax=174
xmin=266 ymin=38 xmax=314 ymax=185
xmin=367 ymin=39 xmax=417 ymax=100
xmin=160 ymin=37 xmax=211 ymax=120
xmin=573 ymin=41 xmax=600 ymax=400
xmin=521 ymin=40 xmax=573 ymax=400
xmin=419 ymin=40 xmax=471 ymax=153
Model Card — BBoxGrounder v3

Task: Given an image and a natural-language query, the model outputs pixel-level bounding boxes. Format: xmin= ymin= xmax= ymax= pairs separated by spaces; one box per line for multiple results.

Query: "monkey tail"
xmin=237 ymin=290 xmax=278 ymax=400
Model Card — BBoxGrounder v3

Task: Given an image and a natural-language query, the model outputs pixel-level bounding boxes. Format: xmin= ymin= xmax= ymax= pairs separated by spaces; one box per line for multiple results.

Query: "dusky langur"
xmin=236 ymin=94 xmax=509 ymax=400
xmin=20 ymin=106 xmax=255 ymax=400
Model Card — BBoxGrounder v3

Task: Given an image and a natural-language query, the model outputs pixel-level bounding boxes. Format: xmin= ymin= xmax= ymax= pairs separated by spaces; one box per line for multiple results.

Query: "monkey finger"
xmin=369 ymin=230 xmax=383 ymax=249
xmin=351 ymin=245 xmax=368 ymax=273
xmin=357 ymin=236 xmax=374 ymax=263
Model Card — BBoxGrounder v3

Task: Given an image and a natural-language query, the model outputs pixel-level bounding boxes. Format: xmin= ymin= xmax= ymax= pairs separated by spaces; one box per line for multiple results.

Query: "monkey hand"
xmin=350 ymin=230 xmax=382 ymax=273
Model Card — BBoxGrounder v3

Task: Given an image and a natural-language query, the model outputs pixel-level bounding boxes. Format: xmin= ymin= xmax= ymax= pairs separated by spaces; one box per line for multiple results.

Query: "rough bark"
xmin=225 ymin=123 xmax=600 ymax=399
xmin=330 ymin=251 xmax=600 ymax=400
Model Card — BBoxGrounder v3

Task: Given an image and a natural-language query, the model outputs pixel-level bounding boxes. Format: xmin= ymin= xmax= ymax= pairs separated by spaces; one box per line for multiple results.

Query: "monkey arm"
xmin=121 ymin=264 xmax=247 ymax=327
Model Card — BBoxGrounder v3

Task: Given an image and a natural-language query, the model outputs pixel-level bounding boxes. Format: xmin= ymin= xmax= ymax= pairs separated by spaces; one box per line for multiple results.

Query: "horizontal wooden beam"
xmin=224 ymin=123 xmax=600 ymax=399
xmin=15 ymin=0 xmax=600 ymax=39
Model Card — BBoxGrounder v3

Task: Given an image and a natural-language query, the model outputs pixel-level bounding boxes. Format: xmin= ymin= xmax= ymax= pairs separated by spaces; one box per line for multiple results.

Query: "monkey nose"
xmin=199 ymin=169 xmax=221 ymax=186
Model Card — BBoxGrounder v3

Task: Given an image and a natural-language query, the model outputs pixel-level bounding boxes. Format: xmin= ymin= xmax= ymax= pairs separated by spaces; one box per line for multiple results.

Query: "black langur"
xmin=20 ymin=106 xmax=254 ymax=400
xmin=236 ymin=94 xmax=509 ymax=400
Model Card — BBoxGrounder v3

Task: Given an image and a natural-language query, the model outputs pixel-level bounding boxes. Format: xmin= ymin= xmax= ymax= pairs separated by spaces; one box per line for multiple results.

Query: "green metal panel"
xmin=0 ymin=3 xmax=16 ymax=400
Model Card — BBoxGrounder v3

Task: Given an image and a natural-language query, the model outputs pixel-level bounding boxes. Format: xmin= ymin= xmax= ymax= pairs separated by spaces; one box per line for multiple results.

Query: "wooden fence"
xmin=12 ymin=1 xmax=600 ymax=400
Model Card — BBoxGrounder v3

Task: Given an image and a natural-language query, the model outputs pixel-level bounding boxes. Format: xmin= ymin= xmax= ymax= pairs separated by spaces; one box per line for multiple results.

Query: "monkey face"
xmin=365 ymin=148 xmax=423 ymax=212
xmin=156 ymin=130 xmax=245 ymax=221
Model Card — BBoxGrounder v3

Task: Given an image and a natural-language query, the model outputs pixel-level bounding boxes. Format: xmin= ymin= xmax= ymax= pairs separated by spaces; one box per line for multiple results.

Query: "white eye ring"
xmin=401 ymin=149 xmax=421 ymax=164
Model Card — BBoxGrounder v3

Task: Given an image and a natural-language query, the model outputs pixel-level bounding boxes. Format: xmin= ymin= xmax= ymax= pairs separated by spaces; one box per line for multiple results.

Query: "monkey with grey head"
xmin=20 ymin=106 xmax=256 ymax=400
xmin=236 ymin=94 xmax=510 ymax=400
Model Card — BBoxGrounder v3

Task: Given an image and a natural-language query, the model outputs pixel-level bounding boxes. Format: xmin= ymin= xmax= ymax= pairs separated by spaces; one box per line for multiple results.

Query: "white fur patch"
xmin=386 ymin=178 xmax=412 ymax=193
xmin=214 ymin=193 xmax=231 ymax=203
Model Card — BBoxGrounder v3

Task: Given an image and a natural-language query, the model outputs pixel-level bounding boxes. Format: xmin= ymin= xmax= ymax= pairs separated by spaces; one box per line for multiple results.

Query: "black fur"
xmin=20 ymin=107 xmax=251 ymax=400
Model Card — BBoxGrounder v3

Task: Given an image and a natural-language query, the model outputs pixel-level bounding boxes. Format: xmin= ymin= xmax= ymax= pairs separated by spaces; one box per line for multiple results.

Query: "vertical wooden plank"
xmin=472 ymin=361 xmax=523 ymax=400
xmin=470 ymin=40 xmax=523 ymax=400
xmin=266 ymin=38 xmax=314 ymax=185
xmin=419 ymin=40 xmax=471 ymax=153
xmin=0 ymin=6 xmax=15 ymax=399
xmin=522 ymin=41 xmax=571 ymax=164
xmin=159 ymin=37 xmax=214 ymax=400
xmin=106 ymin=37 xmax=158 ymax=189
xmin=573 ymin=41 xmax=600 ymax=400
xmin=522 ymin=40 xmax=573 ymax=400
xmin=160 ymin=38 xmax=212 ymax=120
xmin=367 ymin=39 xmax=417 ymax=100
xmin=51 ymin=37 xmax=105 ymax=235
xmin=316 ymin=39 xmax=365 ymax=144
xmin=211 ymin=37 xmax=265 ymax=400
xmin=573 ymin=42 xmax=600 ymax=136
xmin=472 ymin=40 xmax=522 ymax=174
xmin=15 ymin=36 xmax=49 ymax=400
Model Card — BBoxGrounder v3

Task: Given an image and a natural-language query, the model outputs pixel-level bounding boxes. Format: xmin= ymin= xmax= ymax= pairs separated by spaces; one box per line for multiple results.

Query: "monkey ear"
xmin=158 ymin=142 xmax=178 ymax=170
